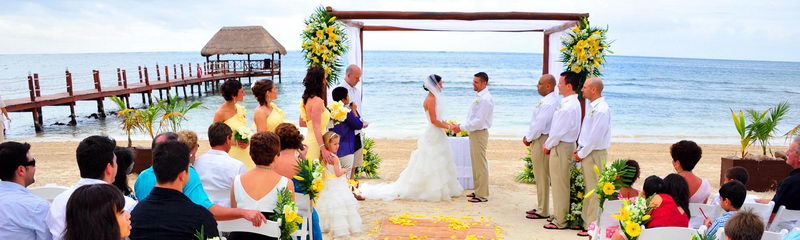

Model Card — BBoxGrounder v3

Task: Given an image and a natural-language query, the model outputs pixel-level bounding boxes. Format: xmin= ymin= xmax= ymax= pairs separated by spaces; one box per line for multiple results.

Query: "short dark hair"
xmin=623 ymin=160 xmax=641 ymax=185
xmin=664 ymin=173 xmax=691 ymax=219
xmin=113 ymin=146 xmax=134 ymax=196
xmin=0 ymin=141 xmax=32 ymax=181
xmin=220 ymin=79 xmax=243 ymax=101
xmin=76 ymin=136 xmax=117 ymax=180
xmin=423 ymin=74 xmax=442 ymax=92
xmin=670 ymin=140 xmax=702 ymax=171
xmin=250 ymin=132 xmax=281 ymax=166
xmin=275 ymin=123 xmax=304 ymax=150
xmin=152 ymin=141 xmax=190 ymax=184
xmin=643 ymin=175 xmax=665 ymax=197
xmin=725 ymin=166 xmax=749 ymax=185
xmin=474 ymin=72 xmax=488 ymax=83
xmin=560 ymin=71 xmax=580 ymax=92
xmin=151 ymin=132 xmax=179 ymax=149
xmin=724 ymin=209 xmax=764 ymax=240
xmin=251 ymin=79 xmax=275 ymax=106
xmin=208 ymin=122 xmax=233 ymax=147
xmin=332 ymin=87 xmax=348 ymax=102
xmin=719 ymin=180 xmax=747 ymax=209
xmin=64 ymin=184 xmax=125 ymax=240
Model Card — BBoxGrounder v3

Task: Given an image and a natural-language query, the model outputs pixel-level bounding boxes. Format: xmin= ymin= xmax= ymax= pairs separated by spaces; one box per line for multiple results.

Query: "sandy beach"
xmin=29 ymin=139 xmax=782 ymax=240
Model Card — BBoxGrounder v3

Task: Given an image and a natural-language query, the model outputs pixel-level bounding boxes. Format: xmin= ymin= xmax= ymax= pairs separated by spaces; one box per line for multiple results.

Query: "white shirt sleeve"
xmin=526 ymin=102 xmax=556 ymax=141
xmin=461 ymin=97 xmax=493 ymax=132
xmin=577 ymin=110 xmax=610 ymax=158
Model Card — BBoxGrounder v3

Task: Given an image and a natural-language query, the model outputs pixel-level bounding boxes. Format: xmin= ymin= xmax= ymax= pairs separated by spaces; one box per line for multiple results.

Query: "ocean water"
xmin=0 ymin=51 xmax=798 ymax=144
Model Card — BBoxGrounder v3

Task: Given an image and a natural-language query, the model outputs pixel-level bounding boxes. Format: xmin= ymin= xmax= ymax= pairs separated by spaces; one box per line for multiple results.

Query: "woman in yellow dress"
xmin=213 ymin=79 xmax=254 ymax=169
xmin=252 ymin=79 xmax=285 ymax=133
xmin=300 ymin=66 xmax=332 ymax=163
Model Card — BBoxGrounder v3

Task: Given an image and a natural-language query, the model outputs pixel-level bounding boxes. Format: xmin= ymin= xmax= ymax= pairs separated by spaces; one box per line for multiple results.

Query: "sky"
xmin=1 ymin=0 xmax=798 ymax=62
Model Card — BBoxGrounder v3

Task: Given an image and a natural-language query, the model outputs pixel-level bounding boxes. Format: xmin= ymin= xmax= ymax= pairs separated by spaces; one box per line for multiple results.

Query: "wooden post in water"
xmin=93 ymin=70 xmax=106 ymax=119
xmin=122 ymin=70 xmax=130 ymax=108
xmin=188 ymin=63 xmax=193 ymax=77
xmin=144 ymin=67 xmax=152 ymax=105
xmin=156 ymin=64 xmax=161 ymax=81
xmin=33 ymin=73 xmax=43 ymax=127
xmin=66 ymin=70 xmax=77 ymax=126
xmin=138 ymin=66 xmax=143 ymax=83
xmin=116 ymin=68 xmax=122 ymax=86
xmin=27 ymin=74 xmax=42 ymax=132
xmin=173 ymin=64 xmax=177 ymax=80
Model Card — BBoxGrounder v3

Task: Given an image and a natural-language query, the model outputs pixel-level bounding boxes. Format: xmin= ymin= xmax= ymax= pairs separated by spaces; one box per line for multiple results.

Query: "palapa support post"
xmin=92 ymin=70 xmax=106 ymax=119
xmin=66 ymin=70 xmax=77 ymax=126
xmin=278 ymin=54 xmax=282 ymax=83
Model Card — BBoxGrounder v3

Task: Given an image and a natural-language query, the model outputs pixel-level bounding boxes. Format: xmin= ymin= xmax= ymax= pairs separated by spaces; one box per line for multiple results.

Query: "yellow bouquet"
xmin=327 ymin=100 xmax=350 ymax=124
xmin=293 ymin=158 xmax=325 ymax=203
xmin=443 ymin=120 xmax=469 ymax=137
xmin=612 ymin=196 xmax=654 ymax=240
xmin=271 ymin=187 xmax=302 ymax=240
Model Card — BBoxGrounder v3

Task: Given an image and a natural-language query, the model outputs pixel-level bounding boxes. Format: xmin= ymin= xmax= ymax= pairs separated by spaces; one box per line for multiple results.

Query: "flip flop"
xmin=543 ymin=223 xmax=569 ymax=230
xmin=526 ymin=213 xmax=549 ymax=219
xmin=526 ymin=209 xmax=537 ymax=215
xmin=467 ymin=197 xmax=487 ymax=203
xmin=577 ymin=231 xmax=590 ymax=237
xmin=466 ymin=193 xmax=475 ymax=198
xmin=569 ymin=225 xmax=585 ymax=231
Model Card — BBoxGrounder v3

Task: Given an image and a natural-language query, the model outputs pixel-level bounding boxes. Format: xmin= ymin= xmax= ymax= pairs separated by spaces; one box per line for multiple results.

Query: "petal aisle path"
xmin=370 ymin=213 xmax=501 ymax=240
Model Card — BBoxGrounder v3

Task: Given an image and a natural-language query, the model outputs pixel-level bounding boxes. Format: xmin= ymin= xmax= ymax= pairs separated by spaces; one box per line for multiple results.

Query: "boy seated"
xmin=705 ymin=180 xmax=747 ymax=237
xmin=710 ymin=167 xmax=757 ymax=205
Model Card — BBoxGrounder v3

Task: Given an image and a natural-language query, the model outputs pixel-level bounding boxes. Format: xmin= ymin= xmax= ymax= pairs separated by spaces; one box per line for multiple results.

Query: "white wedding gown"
xmin=359 ymin=96 xmax=463 ymax=201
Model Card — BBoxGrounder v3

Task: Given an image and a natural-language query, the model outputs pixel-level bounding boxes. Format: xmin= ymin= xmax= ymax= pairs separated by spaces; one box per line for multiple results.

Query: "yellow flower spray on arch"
xmin=301 ymin=6 xmax=349 ymax=85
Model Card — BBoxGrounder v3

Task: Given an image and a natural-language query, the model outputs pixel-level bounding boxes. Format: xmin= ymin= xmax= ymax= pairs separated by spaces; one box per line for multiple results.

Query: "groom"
xmin=455 ymin=72 xmax=494 ymax=203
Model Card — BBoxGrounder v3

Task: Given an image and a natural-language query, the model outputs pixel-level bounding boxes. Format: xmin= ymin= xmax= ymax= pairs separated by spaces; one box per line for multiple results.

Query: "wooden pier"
xmin=5 ymin=60 xmax=281 ymax=132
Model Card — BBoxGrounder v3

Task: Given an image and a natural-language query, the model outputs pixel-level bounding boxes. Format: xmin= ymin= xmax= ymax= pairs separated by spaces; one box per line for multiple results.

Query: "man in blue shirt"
xmin=0 ymin=141 xmax=52 ymax=240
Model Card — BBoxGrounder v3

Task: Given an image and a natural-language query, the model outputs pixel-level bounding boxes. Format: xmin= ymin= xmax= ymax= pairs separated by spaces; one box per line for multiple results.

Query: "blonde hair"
xmin=322 ymin=131 xmax=339 ymax=150
xmin=176 ymin=130 xmax=199 ymax=149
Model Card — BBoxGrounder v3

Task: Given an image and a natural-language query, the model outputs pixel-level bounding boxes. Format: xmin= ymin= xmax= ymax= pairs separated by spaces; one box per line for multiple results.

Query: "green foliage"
xmin=270 ymin=187 xmax=300 ymax=240
xmin=355 ymin=135 xmax=382 ymax=179
xmin=158 ymin=95 xmax=203 ymax=133
xmin=731 ymin=109 xmax=752 ymax=158
xmin=566 ymin=165 xmax=585 ymax=227
xmin=733 ymin=102 xmax=790 ymax=157
xmin=514 ymin=147 xmax=535 ymax=184
xmin=691 ymin=230 xmax=717 ymax=240
xmin=294 ymin=158 xmax=324 ymax=203
xmin=110 ymin=96 xmax=143 ymax=147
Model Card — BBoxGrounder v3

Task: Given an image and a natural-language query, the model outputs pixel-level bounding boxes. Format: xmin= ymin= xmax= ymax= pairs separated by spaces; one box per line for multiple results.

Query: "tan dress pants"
xmin=469 ymin=129 xmax=489 ymax=200
xmin=581 ymin=149 xmax=607 ymax=228
xmin=549 ymin=141 xmax=576 ymax=228
xmin=530 ymin=134 xmax=550 ymax=216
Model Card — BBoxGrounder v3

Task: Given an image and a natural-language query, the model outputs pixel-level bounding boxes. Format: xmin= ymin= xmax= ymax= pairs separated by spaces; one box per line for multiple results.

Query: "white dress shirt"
xmin=525 ymin=91 xmax=559 ymax=142
xmin=0 ymin=182 xmax=51 ymax=240
xmin=461 ymin=88 xmax=494 ymax=132
xmin=544 ymin=94 xmax=582 ymax=149
xmin=46 ymin=178 xmax=137 ymax=240
xmin=193 ymin=149 xmax=247 ymax=207
xmin=576 ymin=97 xmax=612 ymax=158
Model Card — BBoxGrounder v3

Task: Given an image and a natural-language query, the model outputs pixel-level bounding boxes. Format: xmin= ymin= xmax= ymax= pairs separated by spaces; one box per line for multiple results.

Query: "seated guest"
xmin=47 ymin=135 xmax=137 ymax=240
xmin=670 ymin=140 xmax=711 ymax=203
xmin=330 ymin=86 xmax=365 ymax=179
xmin=64 ymin=184 xmax=131 ymax=240
xmin=759 ymin=136 xmax=800 ymax=224
xmin=230 ymin=132 xmax=294 ymax=240
xmin=194 ymin=123 xmax=247 ymax=207
xmin=0 ymin=141 xmax=51 ymax=240
xmin=704 ymin=181 xmax=746 ymax=237
xmin=274 ymin=123 xmax=305 ymax=178
xmin=134 ymin=132 xmax=265 ymax=226
xmin=130 ymin=141 xmax=218 ymax=239
xmin=645 ymin=175 xmax=689 ymax=228
xmin=113 ymin=146 xmax=136 ymax=199
xmin=617 ymin=159 xmax=641 ymax=200
xmin=711 ymin=167 xmax=757 ymax=205
xmin=724 ymin=209 xmax=764 ymax=240
xmin=177 ymin=130 xmax=200 ymax=164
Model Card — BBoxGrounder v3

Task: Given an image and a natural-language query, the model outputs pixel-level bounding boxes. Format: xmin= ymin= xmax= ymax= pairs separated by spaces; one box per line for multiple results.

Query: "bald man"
xmin=523 ymin=74 xmax=559 ymax=220
xmin=333 ymin=65 xmax=369 ymax=184
xmin=574 ymin=77 xmax=612 ymax=235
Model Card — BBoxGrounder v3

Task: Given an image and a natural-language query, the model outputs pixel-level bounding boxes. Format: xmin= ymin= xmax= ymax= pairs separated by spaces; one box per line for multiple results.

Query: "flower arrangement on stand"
xmin=271 ymin=188 xmax=303 ymax=240
xmin=566 ymin=165 xmax=586 ymax=227
xmin=301 ymin=6 xmax=348 ymax=84
xmin=514 ymin=147 xmax=535 ymax=184
xmin=612 ymin=196 xmax=654 ymax=240
xmin=559 ymin=17 xmax=612 ymax=97
xmin=444 ymin=120 xmax=469 ymax=137
xmin=585 ymin=159 xmax=637 ymax=208
xmin=294 ymin=158 xmax=325 ymax=203
xmin=355 ymin=135 xmax=382 ymax=179
xmin=327 ymin=100 xmax=349 ymax=124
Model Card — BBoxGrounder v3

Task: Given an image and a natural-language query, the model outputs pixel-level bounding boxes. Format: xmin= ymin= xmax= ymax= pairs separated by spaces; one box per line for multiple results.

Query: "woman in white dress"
xmin=359 ymin=74 xmax=464 ymax=202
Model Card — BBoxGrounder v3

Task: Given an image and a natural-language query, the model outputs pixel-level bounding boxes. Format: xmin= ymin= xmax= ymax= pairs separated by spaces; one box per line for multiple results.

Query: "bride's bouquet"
xmin=443 ymin=120 xmax=469 ymax=137
xmin=294 ymin=158 xmax=325 ymax=203
xmin=327 ymin=101 xmax=350 ymax=124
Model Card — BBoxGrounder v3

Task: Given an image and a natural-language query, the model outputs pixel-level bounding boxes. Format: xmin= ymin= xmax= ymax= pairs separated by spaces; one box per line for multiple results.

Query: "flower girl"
xmin=317 ymin=131 xmax=362 ymax=237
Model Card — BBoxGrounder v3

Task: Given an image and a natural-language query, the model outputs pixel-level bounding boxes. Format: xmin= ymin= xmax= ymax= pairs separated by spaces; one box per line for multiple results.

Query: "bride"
xmin=359 ymin=74 xmax=464 ymax=201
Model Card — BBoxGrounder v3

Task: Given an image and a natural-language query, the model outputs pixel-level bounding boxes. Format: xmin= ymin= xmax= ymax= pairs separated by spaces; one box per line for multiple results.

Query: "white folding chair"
xmin=291 ymin=193 xmax=313 ymax=240
xmin=217 ymin=218 xmax=281 ymax=238
xmin=206 ymin=189 xmax=231 ymax=208
xmin=592 ymin=200 xmax=623 ymax=240
xmin=688 ymin=203 xmax=723 ymax=229
xmin=639 ymin=227 xmax=698 ymax=240
xmin=717 ymin=227 xmax=726 ymax=240
xmin=769 ymin=205 xmax=800 ymax=232
xmin=761 ymin=229 xmax=789 ymax=240
xmin=741 ymin=201 xmax=775 ymax=229
xmin=30 ymin=184 xmax=69 ymax=203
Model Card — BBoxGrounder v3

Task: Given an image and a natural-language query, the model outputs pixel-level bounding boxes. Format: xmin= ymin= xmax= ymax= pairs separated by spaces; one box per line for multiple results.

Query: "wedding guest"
xmin=671 ymin=140 xmax=711 ymax=203
xmin=113 ymin=146 xmax=136 ymax=199
xmin=331 ymin=86 xmax=364 ymax=179
xmin=543 ymin=71 xmax=582 ymax=230
xmin=0 ymin=95 xmax=10 ymax=141
xmin=194 ymin=123 xmax=247 ymax=207
xmin=229 ymin=132 xmax=293 ymax=240
xmin=214 ymin=79 xmax=254 ymax=169
xmin=704 ymin=181 xmax=746 ymax=237
xmin=317 ymin=132 xmax=362 ymax=237
xmin=710 ymin=167 xmax=757 ymax=205
xmin=618 ymin=160 xmax=642 ymax=200
xmin=645 ymin=175 xmax=689 ymax=228
xmin=64 ymin=184 xmax=131 ymax=240
xmin=300 ymin=66 xmax=333 ymax=163
xmin=274 ymin=122 xmax=323 ymax=240
xmin=458 ymin=72 xmax=494 ymax=203
xmin=523 ymin=74 xmax=558 ymax=220
xmin=0 ymin=141 xmax=51 ymax=240
xmin=724 ymin=209 xmax=764 ymax=240
xmin=574 ymin=77 xmax=612 ymax=235
xmin=331 ymin=65 xmax=368 ymax=180
xmin=134 ymin=132 xmax=265 ymax=227
xmin=47 ymin=135 xmax=137 ymax=240
xmin=758 ymin=136 xmax=800 ymax=222
xmin=253 ymin=79 xmax=285 ymax=133
xmin=177 ymin=130 xmax=200 ymax=164
xmin=130 ymin=141 xmax=219 ymax=239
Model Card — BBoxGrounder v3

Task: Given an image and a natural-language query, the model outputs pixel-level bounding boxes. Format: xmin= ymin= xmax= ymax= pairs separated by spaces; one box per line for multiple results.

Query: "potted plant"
xmin=159 ymin=95 xmax=203 ymax=132
xmin=722 ymin=102 xmax=793 ymax=191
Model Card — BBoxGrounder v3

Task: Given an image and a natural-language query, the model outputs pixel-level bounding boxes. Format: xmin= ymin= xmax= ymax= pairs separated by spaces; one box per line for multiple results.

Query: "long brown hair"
xmin=302 ymin=66 xmax=326 ymax=104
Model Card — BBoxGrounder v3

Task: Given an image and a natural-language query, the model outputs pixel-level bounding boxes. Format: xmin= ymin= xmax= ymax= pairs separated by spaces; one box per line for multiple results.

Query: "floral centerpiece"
xmin=612 ymin=196 xmax=654 ymax=240
xmin=270 ymin=187 xmax=303 ymax=240
xmin=514 ymin=146 xmax=535 ymax=184
xmin=566 ymin=165 xmax=586 ymax=227
xmin=355 ymin=135 xmax=382 ymax=179
xmin=233 ymin=126 xmax=252 ymax=145
xmin=443 ymin=120 xmax=469 ymax=137
xmin=559 ymin=17 xmax=612 ymax=98
xmin=301 ymin=6 xmax=348 ymax=84
xmin=327 ymin=100 xmax=350 ymax=124
xmin=294 ymin=158 xmax=325 ymax=203
xmin=585 ymin=159 xmax=637 ymax=208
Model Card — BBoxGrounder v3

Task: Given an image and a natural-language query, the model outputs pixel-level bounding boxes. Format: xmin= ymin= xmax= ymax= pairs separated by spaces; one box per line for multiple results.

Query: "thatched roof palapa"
xmin=201 ymin=26 xmax=287 ymax=56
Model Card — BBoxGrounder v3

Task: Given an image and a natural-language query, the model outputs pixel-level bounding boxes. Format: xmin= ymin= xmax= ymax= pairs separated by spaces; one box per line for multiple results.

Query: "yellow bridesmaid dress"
xmin=300 ymin=100 xmax=331 ymax=161
xmin=254 ymin=102 xmax=286 ymax=132
xmin=224 ymin=104 xmax=254 ymax=169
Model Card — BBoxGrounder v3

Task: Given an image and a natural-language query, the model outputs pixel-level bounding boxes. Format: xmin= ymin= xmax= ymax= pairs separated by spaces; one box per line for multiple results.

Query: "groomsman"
xmin=574 ymin=77 xmax=611 ymax=235
xmin=456 ymin=72 xmax=494 ymax=203
xmin=542 ymin=71 xmax=582 ymax=230
xmin=523 ymin=74 xmax=559 ymax=220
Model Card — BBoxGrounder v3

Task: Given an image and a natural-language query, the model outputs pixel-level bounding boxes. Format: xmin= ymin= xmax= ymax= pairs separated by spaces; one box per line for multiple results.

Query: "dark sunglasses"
xmin=21 ymin=159 xmax=36 ymax=167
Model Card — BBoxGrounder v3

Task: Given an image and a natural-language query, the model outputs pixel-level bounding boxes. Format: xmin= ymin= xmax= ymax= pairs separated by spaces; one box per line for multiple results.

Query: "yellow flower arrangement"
xmin=443 ymin=120 xmax=469 ymax=137
xmin=302 ymin=6 xmax=348 ymax=84
xmin=559 ymin=17 xmax=612 ymax=77
xmin=602 ymin=182 xmax=616 ymax=195
xmin=271 ymin=188 xmax=301 ymax=240
xmin=612 ymin=196 xmax=654 ymax=240
xmin=328 ymin=100 xmax=350 ymax=124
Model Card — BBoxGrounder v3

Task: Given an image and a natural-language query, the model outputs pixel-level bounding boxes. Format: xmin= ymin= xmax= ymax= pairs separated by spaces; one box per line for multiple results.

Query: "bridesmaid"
xmin=213 ymin=79 xmax=254 ymax=169
xmin=252 ymin=79 xmax=285 ymax=133
xmin=300 ymin=66 xmax=333 ymax=163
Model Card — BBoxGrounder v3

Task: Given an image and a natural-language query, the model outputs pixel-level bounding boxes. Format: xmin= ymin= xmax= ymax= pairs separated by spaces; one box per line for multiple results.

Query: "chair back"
xmin=769 ymin=205 xmax=800 ymax=232
xmin=740 ymin=201 xmax=775 ymax=228
xmin=30 ymin=184 xmax=69 ymax=203
xmin=639 ymin=227 xmax=698 ymax=240
xmin=761 ymin=229 xmax=789 ymax=240
xmin=291 ymin=193 xmax=313 ymax=240
xmin=206 ymin=189 xmax=231 ymax=208
xmin=217 ymin=218 xmax=281 ymax=237
xmin=596 ymin=200 xmax=623 ymax=239
xmin=688 ymin=203 xmax=722 ymax=229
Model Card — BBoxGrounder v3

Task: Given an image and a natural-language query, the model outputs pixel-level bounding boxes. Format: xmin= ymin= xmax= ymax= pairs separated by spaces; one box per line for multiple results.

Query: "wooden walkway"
xmin=6 ymin=61 xmax=281 ymax=131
